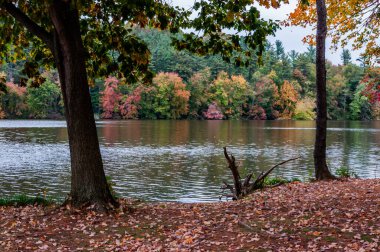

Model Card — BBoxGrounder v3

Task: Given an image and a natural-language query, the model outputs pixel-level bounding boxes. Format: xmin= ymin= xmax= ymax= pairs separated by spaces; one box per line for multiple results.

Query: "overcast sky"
xmin=171 ymin=0 xmax=362 ymax=65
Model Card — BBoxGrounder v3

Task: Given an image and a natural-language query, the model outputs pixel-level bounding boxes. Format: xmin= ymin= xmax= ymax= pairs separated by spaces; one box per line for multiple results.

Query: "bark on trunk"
xmin=49 ymin=1 xmax=116 ymax=208
xmin=2 ymin=0 xmax=117 ymax=209
xmin=314 ymin=0 xmax=335 ymax=180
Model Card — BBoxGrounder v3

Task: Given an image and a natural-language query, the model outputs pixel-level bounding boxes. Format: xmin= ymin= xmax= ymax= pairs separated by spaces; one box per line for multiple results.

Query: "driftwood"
xmin=221 ymin=147 xmax=300 ymax=200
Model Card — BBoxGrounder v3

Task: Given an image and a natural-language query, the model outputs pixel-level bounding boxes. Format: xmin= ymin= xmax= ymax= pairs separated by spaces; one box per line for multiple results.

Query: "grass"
xmin=263 ymin=177 xmax=301 ymax=186
xmin=0 ymin=194 xmax=56 ymax=207
xmin=360 ymin=234 xmax=374 ymax=242
xmin=106 ymin=175 xmax=118 ymax=199
xmin=335 ymin=166 xmax=358 ymax=178
xmin=251 ymin=176 xmax=301 ymax=190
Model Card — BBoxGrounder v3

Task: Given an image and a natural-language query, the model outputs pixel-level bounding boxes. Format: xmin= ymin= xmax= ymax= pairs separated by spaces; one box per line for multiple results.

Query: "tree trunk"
xmin=49 ymin=1 xmax=117 ymax=208
xmin=314 ymin=0 xmax=335 ymax=180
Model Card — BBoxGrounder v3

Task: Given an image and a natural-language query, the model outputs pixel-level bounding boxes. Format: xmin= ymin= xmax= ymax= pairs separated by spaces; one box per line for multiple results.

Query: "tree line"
xmin=1 ymin=29 xmax=379 ymax=121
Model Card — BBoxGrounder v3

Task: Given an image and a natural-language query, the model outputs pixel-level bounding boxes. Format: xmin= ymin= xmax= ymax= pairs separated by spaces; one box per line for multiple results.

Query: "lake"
xmin=0 ymin=120 xmax=379 ymax=202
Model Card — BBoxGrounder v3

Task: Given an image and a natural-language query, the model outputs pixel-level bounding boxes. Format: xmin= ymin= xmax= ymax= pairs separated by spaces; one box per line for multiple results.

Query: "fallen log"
xmin=221 ymin=147 xmax=300 ymax=200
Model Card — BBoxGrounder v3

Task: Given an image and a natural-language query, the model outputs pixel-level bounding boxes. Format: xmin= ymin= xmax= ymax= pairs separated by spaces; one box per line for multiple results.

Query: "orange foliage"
xmin=288 ymin=0 xmax=380 ymax=62
xmin=257 ymin=0 xmax=288 ymax=9
xmin=276 ymin=80 xmax=299 ymax=119
xmin=6 ymin=82 xmax=26 ymax=97
xmin=3 ymin=82 xmax=28 ymax=117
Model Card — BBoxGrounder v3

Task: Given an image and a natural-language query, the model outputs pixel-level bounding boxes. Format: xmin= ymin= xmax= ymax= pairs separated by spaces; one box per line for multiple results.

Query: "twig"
xmin=238 ymin=219 xmax=255 ymax=232
xmin=251 ymin=156 xmax=301 ymax=190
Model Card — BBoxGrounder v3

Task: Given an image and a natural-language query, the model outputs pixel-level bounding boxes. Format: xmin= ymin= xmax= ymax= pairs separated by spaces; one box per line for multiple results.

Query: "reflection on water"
xmin=0 ymin=120 xmax=379 ymax=202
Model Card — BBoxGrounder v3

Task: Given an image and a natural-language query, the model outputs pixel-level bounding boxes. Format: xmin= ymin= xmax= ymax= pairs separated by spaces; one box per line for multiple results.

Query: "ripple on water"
xmin=0 ymin=120 xmax=379 ymax=202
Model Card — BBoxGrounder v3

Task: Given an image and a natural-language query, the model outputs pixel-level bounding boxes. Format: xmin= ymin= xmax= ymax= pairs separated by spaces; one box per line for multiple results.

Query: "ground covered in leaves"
xmin=1 ymin=179 xmax=379 ymax=251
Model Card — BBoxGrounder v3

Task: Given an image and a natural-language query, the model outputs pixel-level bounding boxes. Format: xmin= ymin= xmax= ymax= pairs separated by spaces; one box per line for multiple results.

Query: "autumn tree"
xmin=292 ymin=54 xmax=316 ymax=97
xmin=101 ymin=77 xmax=122 ymax=119
xmin=288 ymin=0 xmax=336 ymax=179
xmin=276 ymin=80 xmax=299 ymax=118
xmin=0 ymin=0 xmax=184 ymax=208
xmin=362 ymin=69 xmax=380 ymax=103
xmin=208 ymin=72 xmax=251 ymax=119
xmin=289 ymin=0 xmax=380 ymax=64
xmin=203 ymin=102 xmax=224 ymax=120
xmin=151 ymin=72 xmax=190 ymax=119
xmin=0 ymin=81 xmax=27 ymax=118
xmin=293 ymin=98 xmax=316 ymax=120
xmin=253 ymin=74 xmax=280 ymax=119
xmin=188 ymin=68 xmax=212 ymax=118
xmin=352 ymin=68 xmax=380 ymax=120
xmin=119 ymin=86 xmax=142 ymax=120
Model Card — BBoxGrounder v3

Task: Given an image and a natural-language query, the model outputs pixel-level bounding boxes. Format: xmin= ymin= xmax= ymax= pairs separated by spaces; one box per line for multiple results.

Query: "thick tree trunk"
xmin=49 ymin=1 xmax=117 ymax=208
xmin=314 ymin=0 xmax=335 ymax=180
xmin=2 ymin=0 xmax=117 ymax=209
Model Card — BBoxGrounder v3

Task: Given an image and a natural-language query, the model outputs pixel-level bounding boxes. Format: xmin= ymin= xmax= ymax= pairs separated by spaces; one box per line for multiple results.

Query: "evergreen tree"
xmin=341 ymin=49 xmax=352 ymax=65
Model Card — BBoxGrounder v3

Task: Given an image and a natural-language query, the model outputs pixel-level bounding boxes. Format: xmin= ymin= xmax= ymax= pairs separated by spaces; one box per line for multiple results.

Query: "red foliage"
xmin=271 ymin=109 xmax=280 ymax=119
xmin=245 ymin=105 xmax=267 ymax=120
xmin=119 ymin=87 xmax=142 ymax=119
xmin=293 ymin=69 xmax=307 ymax=83
xmin=3 ymin=82 xmax=27 ymax=117
xmin=203 ymin=102 xmax=224 ymax=119
xmin=361 ymin=74 xmax=380 ymax=104
xmin=6 ymin=82 xmax=27 ymax=96
xmin=101 ymin=77 xmax=121 ymax=119
xmin=253 ymin=77 xmax=279 ymax=119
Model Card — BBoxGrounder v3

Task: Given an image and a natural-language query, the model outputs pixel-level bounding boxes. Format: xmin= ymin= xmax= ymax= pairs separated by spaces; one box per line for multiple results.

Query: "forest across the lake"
xmin=1 ymin=28 xmax=379 ymax=121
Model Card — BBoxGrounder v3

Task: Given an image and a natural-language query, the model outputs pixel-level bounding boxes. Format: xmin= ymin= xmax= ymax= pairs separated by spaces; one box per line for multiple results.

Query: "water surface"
xmin=0 ymin=120 xmax=379 ymax=202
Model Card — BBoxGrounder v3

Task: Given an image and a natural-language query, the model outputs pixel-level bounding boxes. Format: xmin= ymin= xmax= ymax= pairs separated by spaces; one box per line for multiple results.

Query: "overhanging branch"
xmin=1 ymin=2 xmax=52 ymax=48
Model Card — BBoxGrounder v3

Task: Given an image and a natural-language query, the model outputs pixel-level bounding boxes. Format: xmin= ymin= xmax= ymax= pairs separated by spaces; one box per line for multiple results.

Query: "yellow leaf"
xmin=184 ymin=236 xmax=193 ymax=244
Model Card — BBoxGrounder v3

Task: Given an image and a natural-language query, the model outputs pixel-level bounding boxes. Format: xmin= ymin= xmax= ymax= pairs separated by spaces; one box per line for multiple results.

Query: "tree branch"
xmin=222 ymin=147 xmax=301 ymax=200
xmin=252 ymin=156 xmax=301 ymax=188
xmin=1 ymin=2 xmax=52 ymax=48
xmin=223 ymin=147 xmax=242 ymax=198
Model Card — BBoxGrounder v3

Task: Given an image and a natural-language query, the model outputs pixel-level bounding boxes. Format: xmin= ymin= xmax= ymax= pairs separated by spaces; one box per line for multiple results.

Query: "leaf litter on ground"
xmin=0 ymin=179 xmax=379 ymax=251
